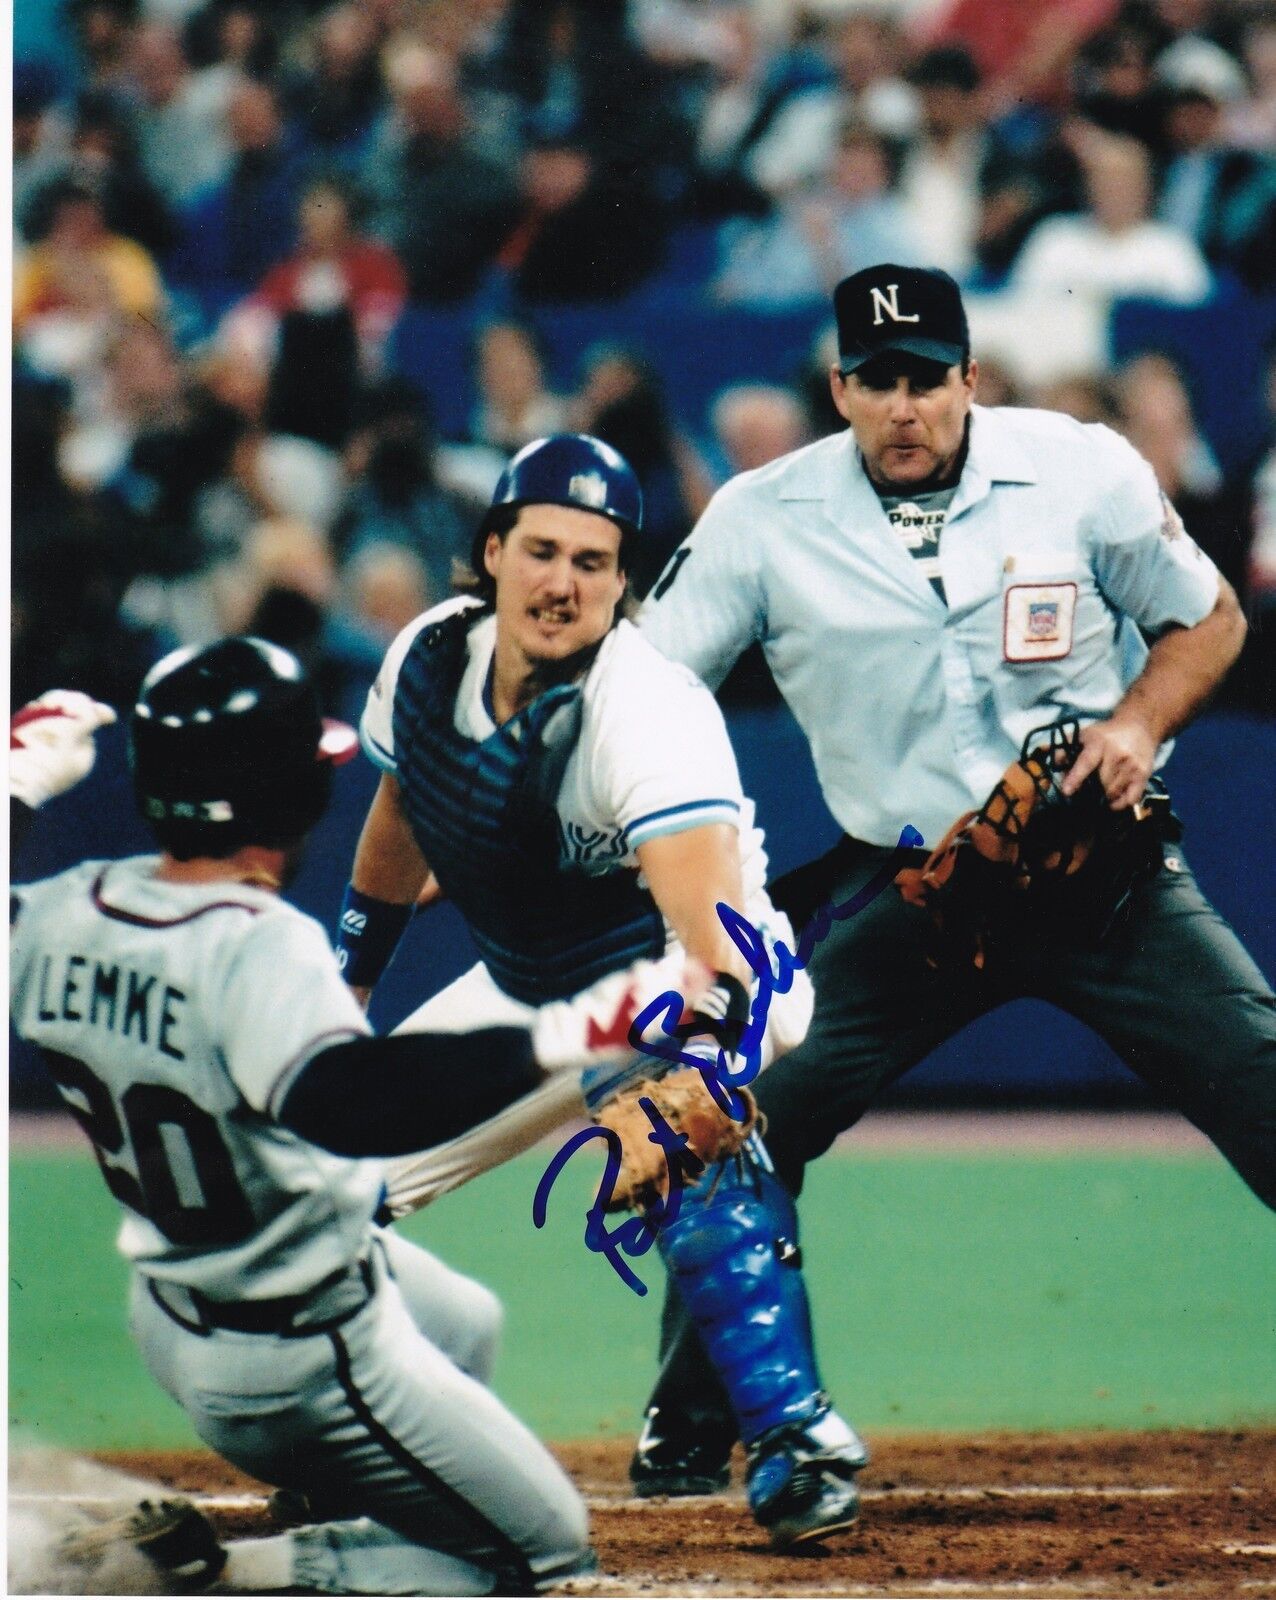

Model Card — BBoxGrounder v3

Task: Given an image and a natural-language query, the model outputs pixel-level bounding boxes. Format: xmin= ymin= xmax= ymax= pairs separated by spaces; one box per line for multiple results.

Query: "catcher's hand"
xmin=10 ymin=691 xmax=117 ymax=809
xmin=896 ymin=718 xmax=1177 ymax=970
xmin=593 ymin=1068 xmax=759 ymax=1212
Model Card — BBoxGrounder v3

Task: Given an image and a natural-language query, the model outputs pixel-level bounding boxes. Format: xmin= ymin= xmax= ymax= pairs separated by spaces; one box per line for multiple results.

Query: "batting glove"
xmin=10 ymin=691 xmax=117 ymax=809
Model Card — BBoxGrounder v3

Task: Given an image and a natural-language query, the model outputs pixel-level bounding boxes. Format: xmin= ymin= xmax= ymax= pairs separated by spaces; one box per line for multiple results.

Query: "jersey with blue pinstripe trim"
xmin=361 ymin=601 xmax=769 ymax=1003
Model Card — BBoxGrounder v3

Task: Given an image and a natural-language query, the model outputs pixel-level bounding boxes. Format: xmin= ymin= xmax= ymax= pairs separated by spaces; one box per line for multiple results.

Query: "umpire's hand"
xmin=1061 ymin=717 xmax=1158 ymax=810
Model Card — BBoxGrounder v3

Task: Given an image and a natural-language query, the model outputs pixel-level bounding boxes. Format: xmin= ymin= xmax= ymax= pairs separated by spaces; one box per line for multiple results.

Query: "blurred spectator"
xmin=13 ymin=379 xmax=171 ymax=710
xmin=1033 ymin=372 xmax=1118 ymax=423
xmin=624 ymin=0 xmax=752 ymax=77
xmin=14 ymin=178 xmax=165 ymax=375
xmin=695 ymin=9 xmax=916 ymax=210
xmin=361 ymin=43 xmax=520 ymax=303
xmin=1113 ymin=350 xmax=1221 ymax=494
xmin=12 ymin=369 xmax=76 ymax=531
xmin=1224 ymin=8 xmax=1276 ymax=150
xmin=218 ymin=515 xmax=338 ymax=633
xmin=713 ymin=117 xmax=923 ymax=306
xmin=1113 ymin=351 xmax=1250 ymax=596
xmin=343 ymin=542 xmax=434 ymax=640
xmin=708 ymin=383 xmax=810 ymax=481
xmin=824 ymin=11 xmax=920 ymax=140
xmin=172 ymin=78 xmax=307 ymax=289
xmin=283 ymin=4 xmax=386 ymax=169
xmin=66 ymin=0 xmax=141 ymax=97
xmin=58 ymin=313 xmax=184 ymax=492
xmin=897 ymin=45 xmax=1021 ymax=279
xmin=126 ymin=21 xmax=234 ymax=206
xmin=219 ymin=516 xmax=383 ymax=719
xmin=1011 ymin=128 xmax=1211 ymax=307
xmin=920 ymin=0 xmax=1119 ymax=117
xmin=680 ymin=2 xmax=806 ymax=220
xmin=470 ymin=318 xmax=567 ymax=452
xmin=14 ymin=63 xmax=73 ymax=224
xmin=479 ymin=0 xmax=689 ymax=298
xmin=335 ymin=378 xmax=476 ymax=601
xmin=233 ymin=176 xmax=407 ymax=374
xmin=182 ymin=0 xmax=280 ymax=78
xmin=267 ymin=306 xmax=363 ymax=451
xmin=1155 ymin=36 xmax=1276 ymax=292
xmin=972 ymin=354 xmax=1025 ymax=407
xmin=497 ymin=109 xmax=671 ymax=304
xmin=20 ymin=91 xmax=176 ymax=258
xmin=13 ymin=511 xmax=174 ymax=712
xmin=1138 ymin=0 xmax=1232 ymax=53
xmin=1071 ymin=17 xmax=1166 ymax=146
xmin=484 ymin=0 xmax=692 ymax=185
xmin=118 ymin=380 xmax=248 ymax=580
xmin=193 ymin=335 xmax=345 ymax=554
xmin=571 ymin=342 xmax=711 ymax=593
xmin=793 ymin=320 xmax=846 ymax=440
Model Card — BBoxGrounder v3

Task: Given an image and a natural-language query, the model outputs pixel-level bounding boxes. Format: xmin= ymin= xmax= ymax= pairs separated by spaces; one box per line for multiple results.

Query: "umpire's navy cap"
xmin=834 ymin=264 xmax=970 ymax=375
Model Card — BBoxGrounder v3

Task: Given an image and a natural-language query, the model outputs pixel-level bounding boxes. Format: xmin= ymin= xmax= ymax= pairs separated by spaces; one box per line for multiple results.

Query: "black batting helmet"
xmin=130 ymin=637 xmax=357 ymax=860
xmin=469 ymin=432 xmax=644 ymax=577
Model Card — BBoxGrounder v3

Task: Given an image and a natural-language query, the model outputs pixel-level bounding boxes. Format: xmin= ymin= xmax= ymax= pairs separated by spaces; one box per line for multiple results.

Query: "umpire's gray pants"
xmin=132 ymin=1229 xmax=588 ymax=1594
xmin=646 ymin=842 xmax=1276 ymax=1435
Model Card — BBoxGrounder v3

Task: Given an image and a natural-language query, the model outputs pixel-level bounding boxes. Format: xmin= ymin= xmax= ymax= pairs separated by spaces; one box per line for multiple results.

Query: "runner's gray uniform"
xmin=10 ymin=856 xmax=589 ymax=1596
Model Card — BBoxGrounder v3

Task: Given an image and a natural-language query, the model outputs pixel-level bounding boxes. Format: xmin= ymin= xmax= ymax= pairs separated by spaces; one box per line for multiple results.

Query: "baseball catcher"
xmin=340 ymin=434 xmax=869 ymax=1547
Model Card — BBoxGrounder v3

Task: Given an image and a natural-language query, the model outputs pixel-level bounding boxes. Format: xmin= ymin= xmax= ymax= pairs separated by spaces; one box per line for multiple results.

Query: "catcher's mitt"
xmin=593 ymin=1067 xmax=759 ymax=1212
xmin=895 ymin=718 xmax=1180 ymax=970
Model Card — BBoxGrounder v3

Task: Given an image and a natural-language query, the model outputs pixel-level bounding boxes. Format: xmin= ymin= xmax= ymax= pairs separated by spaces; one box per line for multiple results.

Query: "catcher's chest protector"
xmin=392 ymin=610 xmax=665 ymax=1005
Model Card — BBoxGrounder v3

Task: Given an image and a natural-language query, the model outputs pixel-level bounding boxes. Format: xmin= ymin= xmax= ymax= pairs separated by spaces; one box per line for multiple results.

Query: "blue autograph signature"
xmin=531 ymin=1097 xmax=707 ymax=1296
xmin=532 ymin=825 xmax=923 ymax=1294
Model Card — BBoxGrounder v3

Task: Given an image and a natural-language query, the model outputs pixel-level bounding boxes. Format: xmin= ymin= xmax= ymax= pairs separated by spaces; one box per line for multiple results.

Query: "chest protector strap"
xmin=392 ymin=609 xmax=665 ymax=1005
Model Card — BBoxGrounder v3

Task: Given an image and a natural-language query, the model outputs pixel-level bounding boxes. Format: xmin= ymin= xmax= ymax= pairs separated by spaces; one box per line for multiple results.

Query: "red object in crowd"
xmin=920 ymin=0 xmax=1119 ymax=108
xmin=250 ymin=240 xmax=408 ymax=352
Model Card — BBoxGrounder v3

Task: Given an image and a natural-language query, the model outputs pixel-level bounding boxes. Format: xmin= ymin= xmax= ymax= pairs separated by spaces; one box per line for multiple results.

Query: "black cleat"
xmin=62 ymin=1497 xmax=229 ymax=1592
xmin=629 ymin=1408 xmax=733 ymax=1497
xmin=746 ymin=1409 xmax=869 ymax=1550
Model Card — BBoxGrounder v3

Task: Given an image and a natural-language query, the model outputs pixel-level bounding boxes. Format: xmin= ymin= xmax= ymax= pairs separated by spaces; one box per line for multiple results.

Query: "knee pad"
xmin=655 ymin=1137 xmax=826 ymax=1444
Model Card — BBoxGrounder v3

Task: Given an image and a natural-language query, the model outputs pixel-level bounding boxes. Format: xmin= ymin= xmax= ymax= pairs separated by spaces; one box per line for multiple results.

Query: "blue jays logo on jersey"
xmin=559 ymin=820 xmax=628 ymax=871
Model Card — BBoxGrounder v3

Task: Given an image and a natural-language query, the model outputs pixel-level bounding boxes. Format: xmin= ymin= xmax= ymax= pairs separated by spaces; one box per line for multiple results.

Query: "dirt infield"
xmin=98 ymin=1431 xmax=1275 ymax=1598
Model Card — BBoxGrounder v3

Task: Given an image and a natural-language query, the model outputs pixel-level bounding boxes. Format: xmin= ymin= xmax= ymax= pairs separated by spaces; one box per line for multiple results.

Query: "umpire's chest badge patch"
xmin=1003 ymin=582 xmax=1077 ymax=662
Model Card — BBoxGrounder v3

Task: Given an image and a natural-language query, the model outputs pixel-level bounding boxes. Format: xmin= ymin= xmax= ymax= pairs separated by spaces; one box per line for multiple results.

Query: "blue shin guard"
xmin=654 ymin=1134 xmax=825 ymax=1444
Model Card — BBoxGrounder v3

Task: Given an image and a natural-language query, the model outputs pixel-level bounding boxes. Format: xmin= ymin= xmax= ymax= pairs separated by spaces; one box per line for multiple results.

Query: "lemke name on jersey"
xmin=34 ymin=954 xmax=187 ymax=1060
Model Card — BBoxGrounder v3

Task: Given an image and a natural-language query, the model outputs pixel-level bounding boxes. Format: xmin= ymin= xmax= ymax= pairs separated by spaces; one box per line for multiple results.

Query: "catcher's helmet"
xmin=130 ymin=637 xmax=357 ymax=860
xmin=470 ymin=433 xmax=643 ymax=575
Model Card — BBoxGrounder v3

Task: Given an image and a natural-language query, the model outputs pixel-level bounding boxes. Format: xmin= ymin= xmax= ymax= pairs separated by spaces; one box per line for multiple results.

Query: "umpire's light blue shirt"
xmin=639 ymin=405 xmax=1220 ymax=849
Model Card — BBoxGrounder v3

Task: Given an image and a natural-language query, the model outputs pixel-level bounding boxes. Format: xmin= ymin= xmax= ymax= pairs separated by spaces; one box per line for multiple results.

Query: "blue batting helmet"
xmin=471 ymin=433 xmax=643 ymax=574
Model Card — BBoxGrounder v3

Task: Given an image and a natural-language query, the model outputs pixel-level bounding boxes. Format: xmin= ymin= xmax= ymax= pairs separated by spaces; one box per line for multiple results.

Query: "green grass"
xmin=10 ymin=1143 xmax=1276 ymax=1451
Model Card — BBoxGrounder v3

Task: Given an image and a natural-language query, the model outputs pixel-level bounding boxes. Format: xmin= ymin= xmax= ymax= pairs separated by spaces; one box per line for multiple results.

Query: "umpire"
xmin=632 ymin=262 xmax=1276 ymax=1493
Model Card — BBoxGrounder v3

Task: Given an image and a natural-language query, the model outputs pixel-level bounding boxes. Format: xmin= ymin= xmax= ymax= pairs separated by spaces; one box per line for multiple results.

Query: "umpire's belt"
xmin=145 ymin=1257 xmax=375 ymax=1338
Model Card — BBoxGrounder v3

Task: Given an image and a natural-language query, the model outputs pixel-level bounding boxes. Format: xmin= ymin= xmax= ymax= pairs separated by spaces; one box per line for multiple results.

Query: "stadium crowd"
xmin=13 ymin=0 xmax=1276 ymax=718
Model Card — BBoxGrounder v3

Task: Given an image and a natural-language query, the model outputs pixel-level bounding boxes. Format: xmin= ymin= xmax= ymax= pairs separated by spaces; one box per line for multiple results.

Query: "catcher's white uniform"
xmin=10 ymin=858 xmax=589 ymax=1595
xmin=362 ymin=602 xmax=813 ymax=1216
